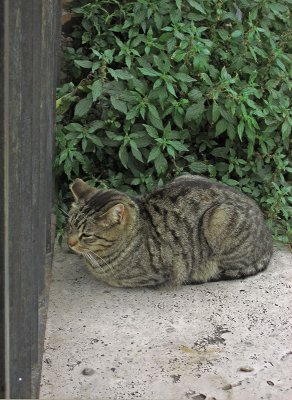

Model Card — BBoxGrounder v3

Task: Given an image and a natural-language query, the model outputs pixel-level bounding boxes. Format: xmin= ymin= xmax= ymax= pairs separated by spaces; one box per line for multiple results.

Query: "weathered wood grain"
xmin=0 ymin=1 xmax=60 ymax=398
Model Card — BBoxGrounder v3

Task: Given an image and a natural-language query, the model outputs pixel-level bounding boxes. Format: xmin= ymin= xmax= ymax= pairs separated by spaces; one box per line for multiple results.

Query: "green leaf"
xmin=65 ymin=123 xmax=83 ymax=132
xmin=153 ymin=79 xmax=162 ymax=90
xmin=231 ymin=30 xmax=242 ymax=38
xmin=219 ymin=108 xmax=236 ymax=124
xmin=87 ymin=120 xmax=104 ymax=133
xmin=276 ymin=58 xmax=286 ymax=72
xmin=92 ymin=61 xmax=100 ymax=72
xmin=211 ymin=147 xmax=229 ymax=158
xmin=131 ymin=78 xmax=147 ymax=95
xmin=217 ymin=29 xmax=229 ymax=41
xmin=148 ymin=146 xmax=161 ymax=162
xmin=173 ymin=109 xmax=183 ymax=128
xmin=227 ymin=125 xmax=236 ymax=140
xmin=212 ymin=103 xmax=220 ymax=123
xmin=166 ymin=145 xmax=176 ymax=158
xmin=126 ymin=108 xmax=139 ymax=120
xmin=125 ymin=56 xmax=132 ymax=69
xmin=138 ymin=67 xmax=161 ymax=77
xmin=64 ymin=158 xmax=72 ymax=179
xmin=282 ymin=121 xmax=291 ymax=140
xmin=82 ymin=138 xmax=87 ymax=152
xmin=140 ymin=105 xmax=146 ymax=119
xmin=108 ymin=68 xmax=133 ymax=80
xmin=215 ymin=119 xmax=228 ymax=136
xmin=143 ymin=124 xmax=159 ymax=138
xmin=120 ymin=91 xmax=141 ymax=103
xmin=88 ymin=134 xmax=103 ymax=147
xmin=154 ymin=153 xmax=168 ymax=174
xmin=163 ymin=127 xmax=181 ymax=140
xmin=91 ymin=80 xmax=103 ymax=102
xmin=189 ymin=161 xmax=208 ymax=173
xmin=74 ymin=96 xmax=92 ymax=118
xmin=74 ymin=60 xmax=93 ymax=68
xmin=131 ymin=134 xmax=152 ymax=148
xmin=130 ymin=141 xmax=144 ymax=162
xmin=154 ymin=12 xmax=162 ymax=29
xmin=110 ymin=96 xmax=127 ymax=114
xmin=247 ymin=141 xmax=254 ymax=159
xmin=223 ymin=178 xmax=239 ymax=186
xmin=165 ymin=81 xmax=177 ymax=97
xmin=162 ymin=26 xmax=174 ymax=32
xmin=249 ymin=8 xmax=258 ymax=20
xmin=174 ymin=72 xmax=195 ymax=83
xmin=237 ymin=120 xmax=245 ymax=141
xmin=59 ymin=150 xmax=68 ymax=165
xmin=186 ymin=0 xmax=206 ymax=14
xmin=185 ymin=101 xmax=205 ymax=122
xmin=74 ymin=151 xmax=85 ymax=164
xmin=169 ymin=141 xmax=188 ymax=152
xmin=188 ymin=89 xmax=202 ymax=101
xmin=200 ymin=73 xmax=212 ymax=86
xmin=118 ymin=145 xmax=128 ymax=168
xmin=171 ymin=49 xmax=186 ymax=62
xmin=148 ymin=104 xmax=163 ymax=130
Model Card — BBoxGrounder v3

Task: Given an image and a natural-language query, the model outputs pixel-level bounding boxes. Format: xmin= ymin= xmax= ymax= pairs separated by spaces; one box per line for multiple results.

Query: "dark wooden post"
xmin=0 ymin=1 xmax=60 ymax=398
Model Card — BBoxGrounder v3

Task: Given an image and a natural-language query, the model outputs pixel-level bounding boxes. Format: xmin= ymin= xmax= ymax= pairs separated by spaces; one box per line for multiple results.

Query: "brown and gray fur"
xmin=67 ymin=175 xmax=273 ymax=288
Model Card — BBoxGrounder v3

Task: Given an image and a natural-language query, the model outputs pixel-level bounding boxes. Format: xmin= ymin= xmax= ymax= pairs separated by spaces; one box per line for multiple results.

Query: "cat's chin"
xmin=70 ymin=246 xmax=88 ymax=255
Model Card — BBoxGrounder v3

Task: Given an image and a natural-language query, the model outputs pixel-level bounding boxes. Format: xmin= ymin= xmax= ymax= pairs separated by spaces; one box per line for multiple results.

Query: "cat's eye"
xmin=79 ymin=233 xmax=94 ymax=240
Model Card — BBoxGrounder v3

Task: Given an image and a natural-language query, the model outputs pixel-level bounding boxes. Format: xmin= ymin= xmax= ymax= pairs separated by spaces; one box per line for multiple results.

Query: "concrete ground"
xmin=40 ymin=245 xmax=292 ymax=400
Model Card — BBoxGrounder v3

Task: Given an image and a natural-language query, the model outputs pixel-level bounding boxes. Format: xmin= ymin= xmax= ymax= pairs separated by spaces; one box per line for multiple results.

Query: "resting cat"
xmin=67 ymin=175 xmax=273 ymax=288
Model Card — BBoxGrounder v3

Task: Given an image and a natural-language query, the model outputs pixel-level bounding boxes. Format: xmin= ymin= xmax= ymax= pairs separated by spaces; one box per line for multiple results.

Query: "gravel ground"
xmin=40 ymin=245 xmax=292 ymax=400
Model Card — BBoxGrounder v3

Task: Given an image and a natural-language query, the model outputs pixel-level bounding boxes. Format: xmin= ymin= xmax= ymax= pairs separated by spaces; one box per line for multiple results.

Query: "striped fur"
xmin=67 ymin=175 xmax=273 ymax=288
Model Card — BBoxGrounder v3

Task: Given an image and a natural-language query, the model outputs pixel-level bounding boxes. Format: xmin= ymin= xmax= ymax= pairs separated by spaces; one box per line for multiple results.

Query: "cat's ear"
xmin=103 ymin=204 xmax=125 ymax=225
xmin=70 ymin=178 xmax=97 ymax=203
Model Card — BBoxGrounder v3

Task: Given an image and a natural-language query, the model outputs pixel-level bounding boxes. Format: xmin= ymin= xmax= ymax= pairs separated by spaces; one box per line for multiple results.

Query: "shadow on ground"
xmin=40 ymin=245 xmax=292 ymax=400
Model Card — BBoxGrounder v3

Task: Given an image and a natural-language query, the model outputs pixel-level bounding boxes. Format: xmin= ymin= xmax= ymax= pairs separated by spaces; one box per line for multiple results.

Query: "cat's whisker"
xmin=85 ymin=252 xmax=100 ymax=268
xmin=89 ymin=251 xmax=117 ymax=277
xmin=58 ymin=207 xmax=69 ymax=217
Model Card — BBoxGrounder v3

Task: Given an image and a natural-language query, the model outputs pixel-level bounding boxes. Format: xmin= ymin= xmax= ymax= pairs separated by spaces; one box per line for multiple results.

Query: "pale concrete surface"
xmin=40 ymin=246 xmax=292 ymax=400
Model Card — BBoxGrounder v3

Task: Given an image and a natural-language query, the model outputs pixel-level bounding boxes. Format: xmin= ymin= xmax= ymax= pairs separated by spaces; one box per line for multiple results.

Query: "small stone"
xmin=267 ymin=380 xmax=274 ymax=386
xmin=170 ymin=374 xmax=181 ymax=383
xmin=222 ymin=384 xmax=232 ymax=390
xmin=44 ymin=357 xmax=52 ymax=366
xmin=82 ymin=367 xmax=95 ymax=376
xmin=193 ymin=395 xmax=206 ymax=400
xmin=239 ymin=366 xmax=254 ymax=372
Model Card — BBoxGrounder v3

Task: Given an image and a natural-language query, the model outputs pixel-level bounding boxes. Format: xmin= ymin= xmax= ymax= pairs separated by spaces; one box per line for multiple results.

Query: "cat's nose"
xmin=67 ymin=235 xmax=78 ymax=248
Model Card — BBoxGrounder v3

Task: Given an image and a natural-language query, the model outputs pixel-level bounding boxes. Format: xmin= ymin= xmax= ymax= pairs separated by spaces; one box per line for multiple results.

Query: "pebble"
xmin=222 ymin=384 xmax=232 ymax=390
xmin=239 ymin=366 xmax=254 ymax=372
xmin=82 ymin=367 xmax=95 ymax=376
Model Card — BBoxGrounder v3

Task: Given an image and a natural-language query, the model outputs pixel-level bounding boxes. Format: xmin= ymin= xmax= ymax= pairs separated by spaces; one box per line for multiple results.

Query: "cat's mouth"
xmin=68 ymin=235 xmax=89 ymax=255
xmin=68 ymin=243 xmax=87 ymax=255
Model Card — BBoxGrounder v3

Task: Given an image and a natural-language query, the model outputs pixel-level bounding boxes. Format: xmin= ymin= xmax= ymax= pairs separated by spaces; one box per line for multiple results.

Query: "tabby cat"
xmin=67 ymin=175 xmax=273 ymax=288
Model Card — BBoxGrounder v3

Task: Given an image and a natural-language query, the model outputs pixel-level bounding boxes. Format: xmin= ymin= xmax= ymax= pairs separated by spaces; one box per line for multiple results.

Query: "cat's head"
xmin=67 ymin=179 xmax=138 ymax=255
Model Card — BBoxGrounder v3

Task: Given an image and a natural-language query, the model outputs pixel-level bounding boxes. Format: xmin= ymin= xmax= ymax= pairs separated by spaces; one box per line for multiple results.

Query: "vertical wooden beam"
xmin=0 ymin=0 xmax=60 ymax=398
xmin=0 ymin=0 xmax=6 ymax=396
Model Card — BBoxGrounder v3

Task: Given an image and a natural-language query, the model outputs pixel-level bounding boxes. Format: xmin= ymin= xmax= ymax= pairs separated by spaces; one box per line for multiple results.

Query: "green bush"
xmin=56 ymin=0 xmax=292 ymax=244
